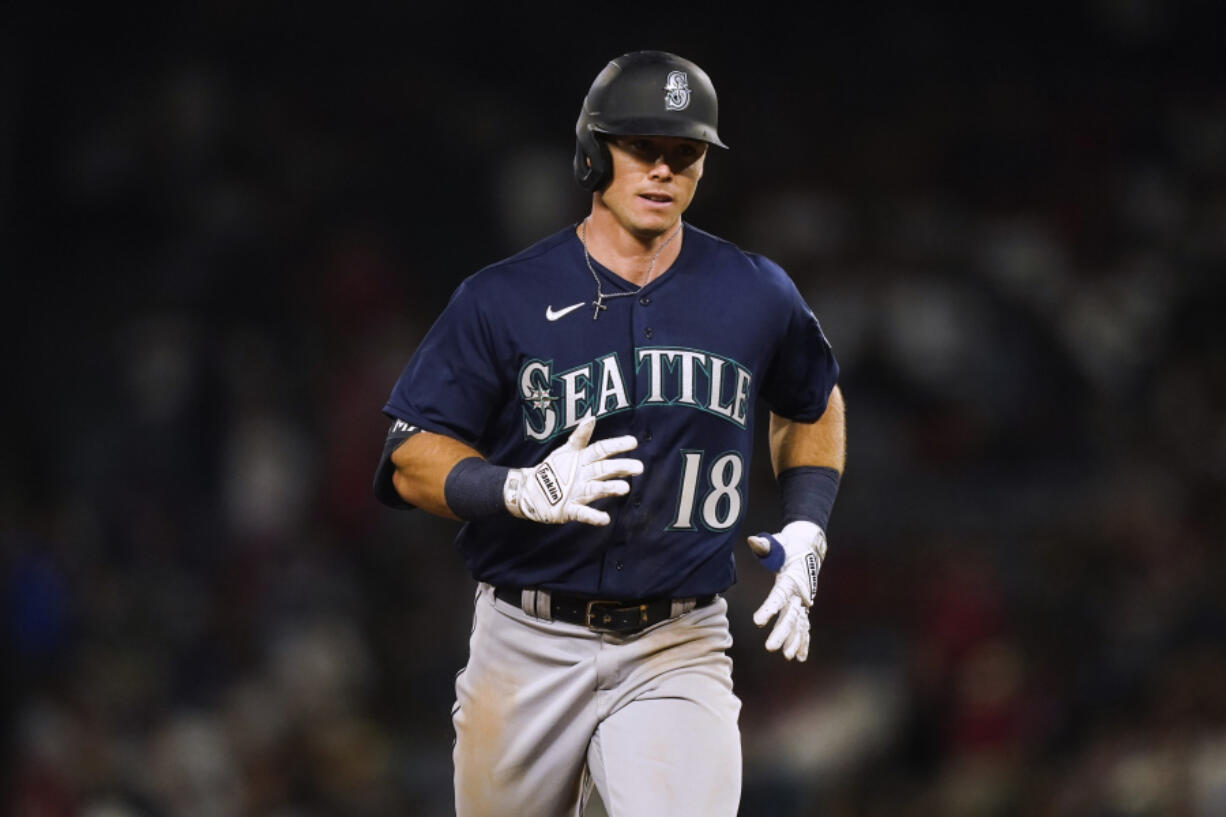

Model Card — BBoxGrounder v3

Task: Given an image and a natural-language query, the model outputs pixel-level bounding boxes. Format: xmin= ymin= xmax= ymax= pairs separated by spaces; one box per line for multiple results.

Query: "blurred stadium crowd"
xmin=3 ymin=4 xmax=1225 ymax=817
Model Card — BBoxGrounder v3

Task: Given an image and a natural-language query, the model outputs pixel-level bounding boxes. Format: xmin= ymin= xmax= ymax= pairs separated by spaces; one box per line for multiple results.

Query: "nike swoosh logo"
xmin=546 ymin=302 xmax=585 ymax=321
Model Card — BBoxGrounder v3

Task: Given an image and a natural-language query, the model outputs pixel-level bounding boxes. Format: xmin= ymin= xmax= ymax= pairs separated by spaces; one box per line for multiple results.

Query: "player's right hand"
xmin=503 ymin=417 xmax=643 ymax=526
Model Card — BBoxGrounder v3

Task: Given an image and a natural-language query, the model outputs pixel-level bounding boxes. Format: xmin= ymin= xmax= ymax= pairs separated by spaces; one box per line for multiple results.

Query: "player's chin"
xmin=631 ymin=202 xmax=683 ymax=233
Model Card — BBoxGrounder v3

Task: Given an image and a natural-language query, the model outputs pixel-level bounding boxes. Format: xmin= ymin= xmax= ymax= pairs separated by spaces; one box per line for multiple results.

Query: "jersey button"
xmin=639 ymin=295 xmax=651 ymax=306
xmin=615 ymin=561 xmax=624 ymax=570
xmin=644 ymin=430 xmax=653 ymax=442
xmin=633 ymin=498 xmax=642 ymax=508
xmin=644 ymin=327 xmax=653 ymax=339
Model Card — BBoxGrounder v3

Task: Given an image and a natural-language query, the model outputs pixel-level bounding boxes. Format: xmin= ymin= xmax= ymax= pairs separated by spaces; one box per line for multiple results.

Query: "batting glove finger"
xmin=565 ymin=416 xmax=597 ymax=450
xmin=763 ymin=597 xmax=809 ymax=661
xmin=582 ymin=433 xmax=640 ymax=463
xmin=746 ymin=533 xmax=773 ymax=559
xmin=583 ymin=457 xmax=645 ymax=481
xmin=781 ymin=599 xmax=810 ymax=661
xmin=567 ymin=504 xmax=612 ymax=527
xmin=764 ymin=595 xmax=801 ymax=652
xmin=577 ymin=479 xmax=631 ymax=502
xmin=794 ymin=623 xmax=810 ymax=663
xmin=751 ymin=583 xmax=788 ymax=629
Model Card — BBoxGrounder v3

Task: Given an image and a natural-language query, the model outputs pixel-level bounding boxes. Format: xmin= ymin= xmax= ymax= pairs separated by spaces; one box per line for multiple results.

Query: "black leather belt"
xmin=495 ymin=586 xmax=717 ymax=635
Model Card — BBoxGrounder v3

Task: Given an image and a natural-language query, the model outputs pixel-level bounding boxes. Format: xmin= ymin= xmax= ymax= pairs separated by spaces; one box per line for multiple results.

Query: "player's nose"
xmin=648 ymin=158 xmax=674 ymax=180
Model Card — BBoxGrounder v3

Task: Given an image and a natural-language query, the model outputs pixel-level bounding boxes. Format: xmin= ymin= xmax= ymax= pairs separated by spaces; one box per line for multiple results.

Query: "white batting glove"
xmin=747 ymin=521 xmax=828 ymax=661
xmin=503 ymin=417 xmax=643 ymax=526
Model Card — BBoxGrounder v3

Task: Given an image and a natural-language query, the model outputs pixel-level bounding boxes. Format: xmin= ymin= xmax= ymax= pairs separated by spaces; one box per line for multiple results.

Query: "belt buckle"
xmin=585 ymin=600 xmax=649 ymax=634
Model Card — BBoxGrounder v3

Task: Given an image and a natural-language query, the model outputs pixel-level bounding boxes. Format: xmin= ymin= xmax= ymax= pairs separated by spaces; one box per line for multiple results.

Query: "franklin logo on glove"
xmin=535 ymin=464 xmax=563 ymax=505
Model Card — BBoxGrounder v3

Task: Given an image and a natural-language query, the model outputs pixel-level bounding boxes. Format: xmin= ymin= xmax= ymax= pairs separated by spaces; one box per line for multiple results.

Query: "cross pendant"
xmin=592 ymin=296 xmax=607 ymax=320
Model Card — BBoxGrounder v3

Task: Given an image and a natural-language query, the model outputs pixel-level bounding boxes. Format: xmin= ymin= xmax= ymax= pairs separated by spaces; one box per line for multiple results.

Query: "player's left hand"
xmin=747 ymin=521 xmax=827 ymax=661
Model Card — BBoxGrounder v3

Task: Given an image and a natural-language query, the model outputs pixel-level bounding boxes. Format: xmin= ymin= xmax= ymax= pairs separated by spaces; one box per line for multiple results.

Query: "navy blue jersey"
xmin=383 ymin=223 xmax=838 ymax=598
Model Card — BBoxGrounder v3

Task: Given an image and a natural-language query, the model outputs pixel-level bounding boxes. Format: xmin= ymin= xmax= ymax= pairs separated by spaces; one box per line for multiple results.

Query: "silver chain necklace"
xmin=580 ymin=217 xmax=683 ymax=320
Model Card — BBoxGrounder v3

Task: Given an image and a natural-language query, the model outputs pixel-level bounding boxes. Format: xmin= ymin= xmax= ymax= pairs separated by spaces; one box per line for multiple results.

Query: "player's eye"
xmin=669 ymin=142 xmax=705 ymax=168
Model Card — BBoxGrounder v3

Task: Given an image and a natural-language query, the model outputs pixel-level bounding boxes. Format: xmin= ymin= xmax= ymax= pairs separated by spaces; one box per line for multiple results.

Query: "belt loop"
xmin=535 ymin=589 xmax=552 ymax=620
xmin=515 ymin=588 xmax=554 ymax=621
xmin=670 ymin=597 xmax=697 ymax=619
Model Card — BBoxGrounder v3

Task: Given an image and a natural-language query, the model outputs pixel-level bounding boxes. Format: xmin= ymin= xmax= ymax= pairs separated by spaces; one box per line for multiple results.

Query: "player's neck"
xmin=581 ymin=211 xmax=684 ymax=288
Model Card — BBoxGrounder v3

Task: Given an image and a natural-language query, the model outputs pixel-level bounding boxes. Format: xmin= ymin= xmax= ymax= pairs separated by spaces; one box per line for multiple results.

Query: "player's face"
xmin=598 ymin=135 xmax=707 ymax=238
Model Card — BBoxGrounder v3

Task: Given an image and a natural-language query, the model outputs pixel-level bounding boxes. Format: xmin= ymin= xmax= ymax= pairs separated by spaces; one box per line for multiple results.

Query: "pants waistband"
xmin=494 ymin=586 xmax=717 ymax=635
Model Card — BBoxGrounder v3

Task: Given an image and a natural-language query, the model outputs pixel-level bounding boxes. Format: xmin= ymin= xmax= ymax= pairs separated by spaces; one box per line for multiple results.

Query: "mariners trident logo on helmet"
xmin=664 ymin=71 xmax=691 ymax=111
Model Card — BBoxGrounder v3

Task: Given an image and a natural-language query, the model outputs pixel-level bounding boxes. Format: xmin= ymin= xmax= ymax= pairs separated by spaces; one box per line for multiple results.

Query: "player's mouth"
xmin=638 ymin=192 xmax=674 ymax=206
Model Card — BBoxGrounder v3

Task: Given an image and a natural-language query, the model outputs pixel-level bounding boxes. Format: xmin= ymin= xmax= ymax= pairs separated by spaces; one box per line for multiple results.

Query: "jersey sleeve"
xmin=382 ymin=276 xmax=505 ymax=448
xmin=757 ymin=260 xmax=840 ymax=422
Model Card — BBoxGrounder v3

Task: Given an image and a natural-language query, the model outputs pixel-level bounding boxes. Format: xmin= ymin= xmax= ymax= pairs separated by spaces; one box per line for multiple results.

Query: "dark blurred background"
xmin=4 ymin=3 xmax=1225 ymax=816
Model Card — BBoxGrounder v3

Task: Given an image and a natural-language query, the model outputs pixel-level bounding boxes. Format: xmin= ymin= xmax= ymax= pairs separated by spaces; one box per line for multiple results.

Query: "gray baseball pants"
xmin=453 ymin=582 xmax=743 ymax=817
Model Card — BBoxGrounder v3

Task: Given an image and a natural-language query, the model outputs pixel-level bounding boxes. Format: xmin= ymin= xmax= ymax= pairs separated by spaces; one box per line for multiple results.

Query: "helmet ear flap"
xmin=573 ymin=128 xmax=611 ymax=191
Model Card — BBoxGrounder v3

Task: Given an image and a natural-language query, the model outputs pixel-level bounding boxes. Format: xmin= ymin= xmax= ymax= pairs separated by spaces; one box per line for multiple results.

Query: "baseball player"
xmin=375 ymin=50 xmax=846 ymax=817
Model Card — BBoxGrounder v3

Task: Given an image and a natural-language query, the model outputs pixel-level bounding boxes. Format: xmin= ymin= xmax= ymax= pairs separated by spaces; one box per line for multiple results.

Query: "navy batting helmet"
xmin=574 ymin=50 xmax=729 ymax=191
